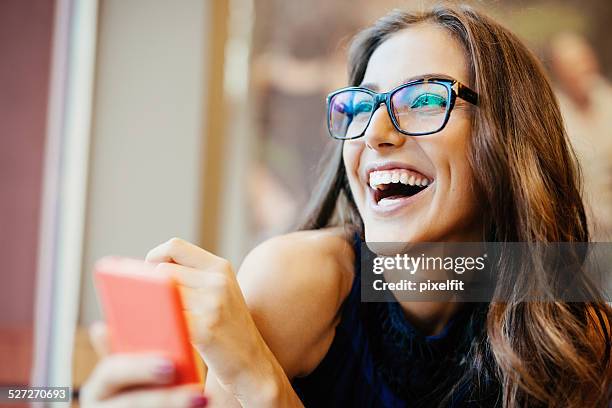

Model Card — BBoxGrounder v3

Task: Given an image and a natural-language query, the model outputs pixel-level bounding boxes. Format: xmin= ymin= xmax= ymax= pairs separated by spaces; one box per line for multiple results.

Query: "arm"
xmin=80 ymin=230 xmax=353 ymax=408
xmin=147 ymin=229 xmax=354 ymax=407
xmin=237 ymin=230 xmax=355 ymax=378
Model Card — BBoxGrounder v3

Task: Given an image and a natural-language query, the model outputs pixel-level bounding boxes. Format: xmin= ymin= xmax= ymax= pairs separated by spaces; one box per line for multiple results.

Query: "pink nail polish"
xmin=190 ymin=395 xmax=208 ymax=407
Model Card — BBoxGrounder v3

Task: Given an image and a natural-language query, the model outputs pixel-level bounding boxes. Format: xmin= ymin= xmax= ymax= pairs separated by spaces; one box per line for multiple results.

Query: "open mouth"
xmin=369 ymin=169 xmax=433 ymax=206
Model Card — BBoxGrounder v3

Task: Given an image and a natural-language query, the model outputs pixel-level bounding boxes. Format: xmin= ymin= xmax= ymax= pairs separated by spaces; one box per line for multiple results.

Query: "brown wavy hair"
xmin=299 ymin=3 xmax=611 ymax=407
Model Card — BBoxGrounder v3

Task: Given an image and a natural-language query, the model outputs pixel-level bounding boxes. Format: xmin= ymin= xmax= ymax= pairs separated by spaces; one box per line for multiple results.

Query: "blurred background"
xmin=1 ymin=0 xmax=611 ymax=405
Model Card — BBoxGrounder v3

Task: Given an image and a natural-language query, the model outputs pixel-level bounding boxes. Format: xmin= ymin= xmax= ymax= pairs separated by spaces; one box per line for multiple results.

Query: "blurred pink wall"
xmin=0 ymin=0 xmax=54 ymax=325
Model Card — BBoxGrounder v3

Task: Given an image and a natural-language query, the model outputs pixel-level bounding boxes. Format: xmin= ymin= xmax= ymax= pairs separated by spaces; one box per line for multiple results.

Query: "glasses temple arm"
xmin=457 ymin=82 xmax=479 ymax=105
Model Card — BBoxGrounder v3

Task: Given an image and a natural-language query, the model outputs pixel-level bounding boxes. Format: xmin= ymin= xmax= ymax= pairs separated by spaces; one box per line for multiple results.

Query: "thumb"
xmin=89 ymin=321 xmax=110 ymax=357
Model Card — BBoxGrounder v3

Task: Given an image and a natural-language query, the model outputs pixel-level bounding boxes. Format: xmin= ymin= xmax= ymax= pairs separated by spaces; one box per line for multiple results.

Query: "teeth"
xmin=368 ymin=169 xmax=432 ymax=190
xmin=378 ymin=197 xmax=398 ymax=207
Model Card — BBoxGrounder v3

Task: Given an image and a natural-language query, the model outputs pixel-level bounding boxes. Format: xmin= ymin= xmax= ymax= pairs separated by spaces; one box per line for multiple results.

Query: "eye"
xmin=410 ymin=93 xmax=447 ymax=109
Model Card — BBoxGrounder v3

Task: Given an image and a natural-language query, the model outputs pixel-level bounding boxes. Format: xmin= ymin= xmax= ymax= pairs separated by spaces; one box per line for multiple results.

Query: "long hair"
xmin=298 ymin=4 xmax=611 ymax=407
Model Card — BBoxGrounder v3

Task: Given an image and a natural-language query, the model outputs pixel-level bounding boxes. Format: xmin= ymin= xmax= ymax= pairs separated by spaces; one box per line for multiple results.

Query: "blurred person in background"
xmin=80 ymin=4 xmax=611 ymax=408
xmin=550 ymin=32 xmax=612 ymax=241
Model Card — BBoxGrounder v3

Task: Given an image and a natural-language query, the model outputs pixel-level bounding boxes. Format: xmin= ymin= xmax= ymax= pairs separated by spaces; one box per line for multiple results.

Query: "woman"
xmin=81 ymin=4 xmax=611 ymax=407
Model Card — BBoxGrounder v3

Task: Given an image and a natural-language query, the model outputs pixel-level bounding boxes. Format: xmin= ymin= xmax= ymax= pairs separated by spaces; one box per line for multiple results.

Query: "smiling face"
xmin=343 ymin=24 xmax=483 ymax=243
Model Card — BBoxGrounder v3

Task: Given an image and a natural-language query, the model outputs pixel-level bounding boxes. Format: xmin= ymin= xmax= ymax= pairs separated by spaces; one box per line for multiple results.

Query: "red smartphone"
xmin=94 ymin=256 xmax=200 ymax=385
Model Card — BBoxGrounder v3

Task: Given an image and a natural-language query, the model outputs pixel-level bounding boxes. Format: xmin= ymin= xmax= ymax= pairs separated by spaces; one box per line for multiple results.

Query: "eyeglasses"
xmin=326 ymin=77 xmax=478 ymax=140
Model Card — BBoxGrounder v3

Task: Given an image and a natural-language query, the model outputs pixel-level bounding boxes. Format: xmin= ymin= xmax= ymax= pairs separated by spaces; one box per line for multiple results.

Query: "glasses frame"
xmin=326 ymin=77 xmax=479 ymax=140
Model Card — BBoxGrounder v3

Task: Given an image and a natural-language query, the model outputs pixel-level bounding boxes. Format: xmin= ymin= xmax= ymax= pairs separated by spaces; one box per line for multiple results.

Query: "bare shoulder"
xmin=238 ymin=227 xmax=355 ymax=309
xmin=237 ymin=227 xmax=355 ymax=378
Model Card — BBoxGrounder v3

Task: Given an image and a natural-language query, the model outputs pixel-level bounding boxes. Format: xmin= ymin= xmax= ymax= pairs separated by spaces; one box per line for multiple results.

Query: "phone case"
xmin=94 ymin=256 xmax=200 ymax=385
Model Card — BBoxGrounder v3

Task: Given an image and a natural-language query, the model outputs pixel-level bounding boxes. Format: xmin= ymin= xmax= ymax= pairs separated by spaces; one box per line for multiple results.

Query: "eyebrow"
xmin=359 ymin=73 xmax=456 ymax=91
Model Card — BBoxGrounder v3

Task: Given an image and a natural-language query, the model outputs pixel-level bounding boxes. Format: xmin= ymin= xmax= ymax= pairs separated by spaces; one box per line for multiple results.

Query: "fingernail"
xmin=152 ymin=360 xmax=174 ymax=381
xmin=190 ymin=395 xmax=208 ymax=407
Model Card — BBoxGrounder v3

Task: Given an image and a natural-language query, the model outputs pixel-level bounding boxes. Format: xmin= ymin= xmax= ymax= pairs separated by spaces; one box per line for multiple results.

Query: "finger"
xmin=82 ymin=354 xmax=176 ymax=401
xmin=178 ymin=286 xmax=225 ymax=317
xmin=177 ymin=286 xmax=207 ymax=313
xmin=145 ymin=238 xmax=222 ymax=270
xmin=89 ymin=321 xmax=110 ymax=357
xmin=155 ymin=262 xmax=209 ymax=288
xmin=156 ymin=262 xmax=227 ymax=289
xmin=95 ymin=385 xmax=207 ymax=408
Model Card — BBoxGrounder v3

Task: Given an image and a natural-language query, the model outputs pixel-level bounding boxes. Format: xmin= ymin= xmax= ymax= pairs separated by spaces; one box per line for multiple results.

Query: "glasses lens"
xmin=391 ymin=82 xmax=449 ymax=134
xmin=328 ymin=90 xmax=375 ymax=139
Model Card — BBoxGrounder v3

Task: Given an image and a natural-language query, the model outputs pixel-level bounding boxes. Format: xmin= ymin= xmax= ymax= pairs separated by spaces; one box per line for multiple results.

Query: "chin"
xmin=363 ymin=219 xmax=432 ymax=243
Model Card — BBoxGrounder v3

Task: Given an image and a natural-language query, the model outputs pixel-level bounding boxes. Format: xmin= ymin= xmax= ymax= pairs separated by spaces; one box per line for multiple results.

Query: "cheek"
xmin=421 ymin=117 xmax=479 ymax=200
xmin=430 ymin=119 xmax=481 ymax=228
xmin=342 ymin=140 xmax=364 ymax=187
xmin=447 ymin=123 xmax=476 ymax=201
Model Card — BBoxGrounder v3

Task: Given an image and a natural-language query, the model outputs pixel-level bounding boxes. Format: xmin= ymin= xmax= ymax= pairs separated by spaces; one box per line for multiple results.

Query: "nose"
xmin=363 ymin=102 xmax=406 ymax=151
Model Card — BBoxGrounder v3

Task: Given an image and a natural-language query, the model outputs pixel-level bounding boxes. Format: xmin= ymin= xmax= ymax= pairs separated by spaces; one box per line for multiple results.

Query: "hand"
xmin=145 ymin=238 xmax=281 ymax=405
xmin=80 ymin=321 xmax=208 ymax=408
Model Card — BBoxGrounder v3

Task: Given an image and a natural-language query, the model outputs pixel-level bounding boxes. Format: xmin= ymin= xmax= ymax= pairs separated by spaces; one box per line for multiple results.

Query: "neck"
xmin=398 ymin=301 xmax=464 ymax=336
xmin=392 ymin=242 xmax=479 ymax=336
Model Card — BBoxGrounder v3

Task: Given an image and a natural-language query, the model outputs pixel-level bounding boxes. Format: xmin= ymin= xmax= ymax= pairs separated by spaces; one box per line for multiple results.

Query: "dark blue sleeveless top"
xmin=291 ymin=236 xmax=498 ymax=407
